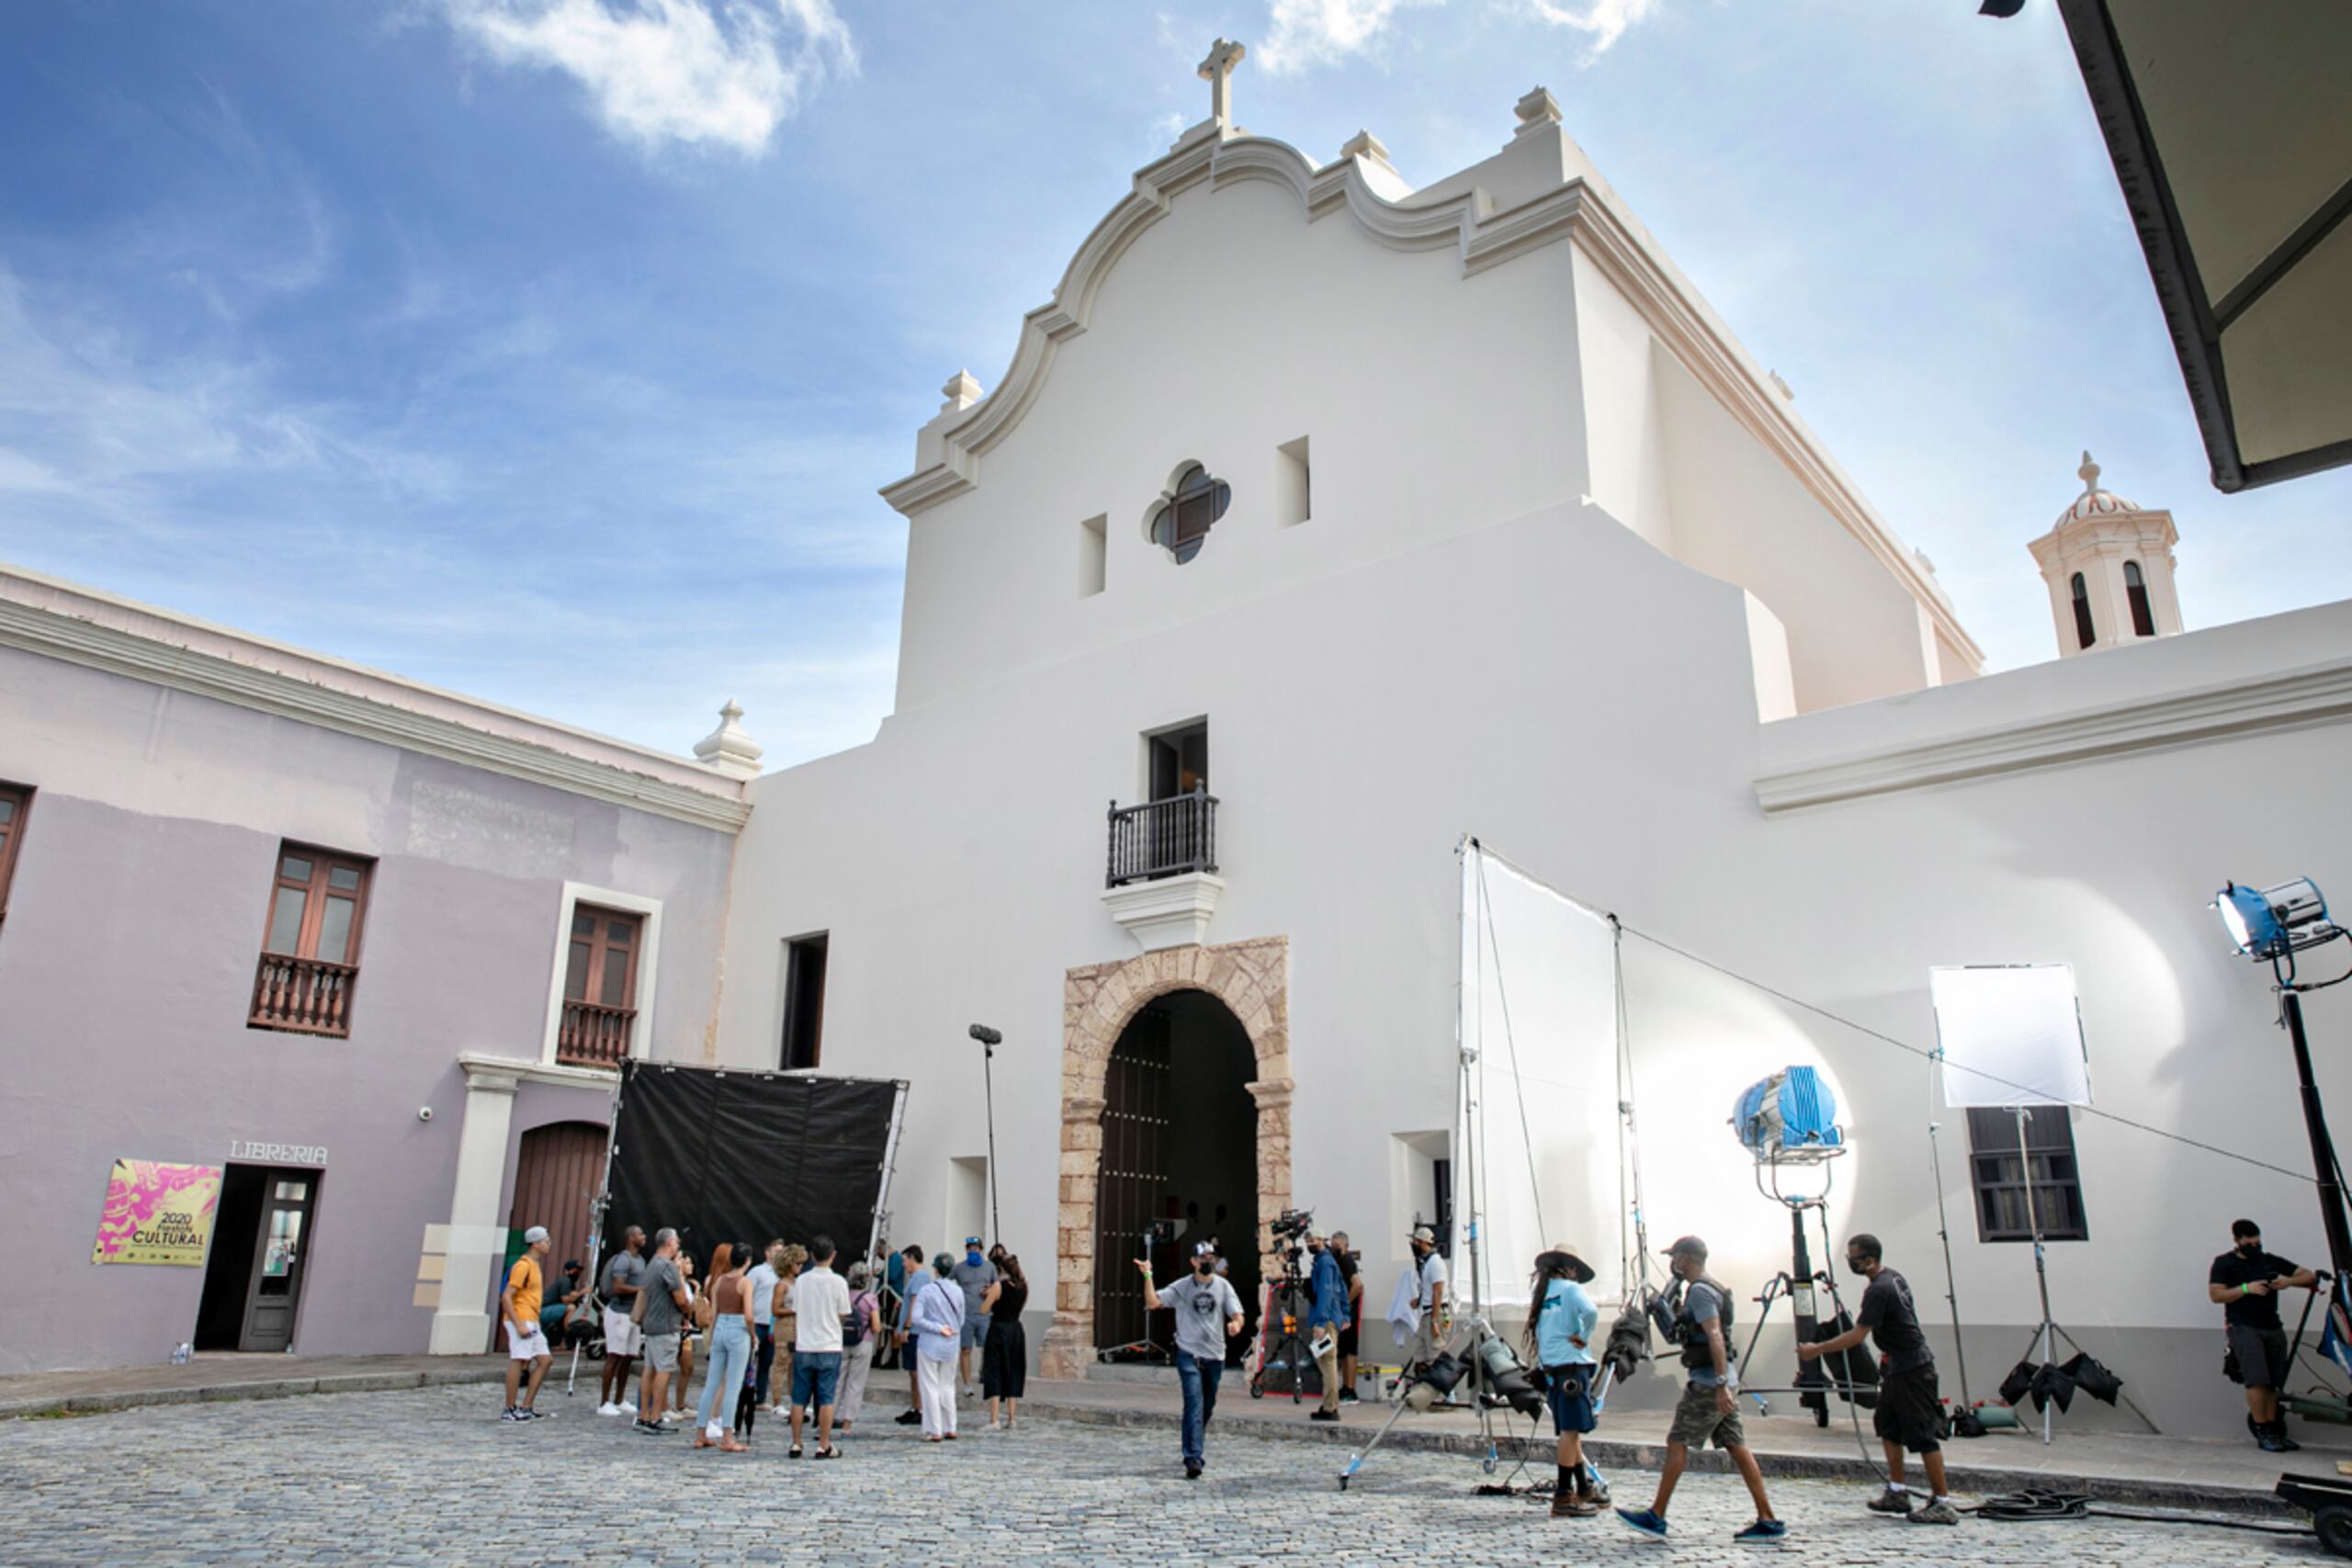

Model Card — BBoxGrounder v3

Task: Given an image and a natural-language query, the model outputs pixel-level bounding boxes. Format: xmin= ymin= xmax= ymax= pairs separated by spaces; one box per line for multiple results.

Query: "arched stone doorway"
xmin=1091 ymin=990 xmax=1260 ymax=1359
xmin=1041 ymin=936 xmax=1288 ymax=1379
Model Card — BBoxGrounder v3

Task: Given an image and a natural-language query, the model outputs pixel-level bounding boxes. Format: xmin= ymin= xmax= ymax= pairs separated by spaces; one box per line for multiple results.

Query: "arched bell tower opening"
xmin=1091 ymin=990 xmax=1260 ymax=1358
xmin=1042 ymin=936 xmax=1289 ymax=1379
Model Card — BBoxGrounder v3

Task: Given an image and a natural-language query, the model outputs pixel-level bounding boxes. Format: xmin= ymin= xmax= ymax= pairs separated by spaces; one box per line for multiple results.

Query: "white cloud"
xmin=1522 ymin=0 xmax=1661 ymax=59
xmin=439 ymin=0 xmax=855 ymax=154
xmin=1259 ymin=0 xmax=1441 ymax=75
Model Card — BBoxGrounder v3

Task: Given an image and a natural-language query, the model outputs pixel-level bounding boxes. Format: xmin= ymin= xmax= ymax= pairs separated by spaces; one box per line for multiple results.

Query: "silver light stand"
xmin=1338 ymin=838 xmax=1531 ymax=1492
xmin=1923 ymin=1053 xmax=1978 ymax=1424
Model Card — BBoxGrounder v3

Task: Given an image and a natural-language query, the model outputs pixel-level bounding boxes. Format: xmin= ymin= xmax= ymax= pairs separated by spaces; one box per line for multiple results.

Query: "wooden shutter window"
xmin=558 ymin=906 xmax=642 ymax=1067
xmin=0 ymin=784 xmax=28 ymax=931
xmin=249 ymin=846 xmax=371 ymax=1036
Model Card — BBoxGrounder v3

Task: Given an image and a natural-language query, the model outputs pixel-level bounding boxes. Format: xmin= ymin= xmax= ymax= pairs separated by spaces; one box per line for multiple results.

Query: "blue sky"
xmin=3 ymin=1 xmax=2346 ymax=768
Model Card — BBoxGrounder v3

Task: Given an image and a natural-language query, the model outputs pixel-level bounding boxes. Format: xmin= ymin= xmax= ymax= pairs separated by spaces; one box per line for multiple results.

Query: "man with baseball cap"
xmin=499 ymin=1225 xmax=555 ymax=1422
xmin=1616 ymin=1235 xmax=1784 ymax=1542
xmin=1406 ymin=1224 xmax=1450 ymax=1377
xmin=1137 ymin=1239 xmax=1246 ymax=1479
xmin=951 ymin=1235 xmax=998 ymax=1396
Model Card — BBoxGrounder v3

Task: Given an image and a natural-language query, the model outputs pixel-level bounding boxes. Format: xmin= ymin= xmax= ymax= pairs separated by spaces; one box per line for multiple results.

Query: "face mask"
xmin=967 ymin=1249 xmax=983 ymax=1265
xmin=1846 ymin=1258 xmax=1869 ymax=1277
xmin=1194 ymin=1258 xmax=1216 ymax=1274
xmin=2239 ymin=1239 xmax=2262 ymax=1255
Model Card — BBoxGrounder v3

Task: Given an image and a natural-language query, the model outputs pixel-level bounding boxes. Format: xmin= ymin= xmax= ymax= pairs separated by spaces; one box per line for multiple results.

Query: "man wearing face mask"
xmin=2210 ymin=1218 xmax=2316 ymax=1452
xmin=951 ymin=1237 xmax=999 ymax=1397
xmin=1797 ymin=1234 xmax=1957 ymax=1525
xmin=1137 ymin=1242 xmax=1246 ymax=1479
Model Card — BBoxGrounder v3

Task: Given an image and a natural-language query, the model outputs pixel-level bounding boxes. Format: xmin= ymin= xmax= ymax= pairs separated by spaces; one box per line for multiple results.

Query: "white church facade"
xmin=708 ymin=51 xmax=2352 ymax=1437
xmin=4 ymin=47 xmax=2347 ymax=1443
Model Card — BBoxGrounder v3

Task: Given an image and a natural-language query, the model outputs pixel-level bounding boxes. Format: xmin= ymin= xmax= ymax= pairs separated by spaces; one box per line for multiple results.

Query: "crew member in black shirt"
xmin=1799 ymin=1234 xmax=1957 ymax=1526
xmin=2210 ymin=1218 xmax=2317 ymax=1452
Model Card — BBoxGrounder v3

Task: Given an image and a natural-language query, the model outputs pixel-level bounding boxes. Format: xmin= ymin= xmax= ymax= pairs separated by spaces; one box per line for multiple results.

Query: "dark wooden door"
xmin=510 ymin=1122 xmax=608 ymax=1277
xmin=240 ymin=1174 xmax=316 ymax=1352
xmin=1094 ymin=1007 xmax=1173 ymax=1353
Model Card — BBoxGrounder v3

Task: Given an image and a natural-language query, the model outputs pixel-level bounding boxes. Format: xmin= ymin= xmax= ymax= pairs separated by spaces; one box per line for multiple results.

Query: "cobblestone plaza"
xmin=4 ymin=1385 xmax=2318 ymax=1566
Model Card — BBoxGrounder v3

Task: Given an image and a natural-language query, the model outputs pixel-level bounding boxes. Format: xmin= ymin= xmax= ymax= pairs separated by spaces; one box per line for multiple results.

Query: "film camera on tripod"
xmin=1251 ymin=1208 xmax=1321 ymax=1400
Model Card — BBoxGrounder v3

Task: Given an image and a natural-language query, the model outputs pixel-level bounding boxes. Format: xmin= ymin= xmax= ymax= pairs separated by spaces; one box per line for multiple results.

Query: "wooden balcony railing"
xmin=249 ymin=954 xmax=359 ymax=1036
xmin=1107 ymin=786 xmax=1219 ymax=888
xmin=558 ymin=999 xmax=636 ymax=1068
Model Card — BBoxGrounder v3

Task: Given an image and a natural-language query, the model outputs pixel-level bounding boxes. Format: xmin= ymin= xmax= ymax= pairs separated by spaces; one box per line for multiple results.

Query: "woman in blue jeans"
xmin=694 ymin=1241 xmax=754 ymax=1453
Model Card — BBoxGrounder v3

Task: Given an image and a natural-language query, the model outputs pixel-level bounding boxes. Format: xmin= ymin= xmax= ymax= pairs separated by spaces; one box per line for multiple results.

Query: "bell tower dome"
xmin=2026 ymin=452 xmax=2183 ymax=657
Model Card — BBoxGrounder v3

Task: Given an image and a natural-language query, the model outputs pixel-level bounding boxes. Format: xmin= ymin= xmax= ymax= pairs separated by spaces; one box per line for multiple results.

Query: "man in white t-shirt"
xmin=788 ymin=1235 xmax=853 ymax=1457
xmin=1407 ymin=1224 xmax=1450 ymax=1374
xmin=747 ymin=1240 xmax=784 ymax=1419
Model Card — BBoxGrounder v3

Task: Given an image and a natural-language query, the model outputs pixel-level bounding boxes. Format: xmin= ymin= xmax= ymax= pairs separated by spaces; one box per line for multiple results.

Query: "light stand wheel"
xmin=2315 ymin=1505 xmax=2352 ymax=1558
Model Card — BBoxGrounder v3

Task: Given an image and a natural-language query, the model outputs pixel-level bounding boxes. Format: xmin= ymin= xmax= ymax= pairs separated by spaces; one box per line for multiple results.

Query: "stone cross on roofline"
xmin=1199 ymin=38 xmax=1245 ymax=128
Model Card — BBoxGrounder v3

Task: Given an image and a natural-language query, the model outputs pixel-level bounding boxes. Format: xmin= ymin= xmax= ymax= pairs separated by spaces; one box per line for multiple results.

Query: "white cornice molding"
xmin=459 ymin=1050 xmax=621 ymax=1092
xmin=874 ymin=131 xmax=1983 ymax=670
xmin=0 ymin=596 xmax=752 ymax=834
xmin=1754 ymin=653 xmax=2352 ymax=813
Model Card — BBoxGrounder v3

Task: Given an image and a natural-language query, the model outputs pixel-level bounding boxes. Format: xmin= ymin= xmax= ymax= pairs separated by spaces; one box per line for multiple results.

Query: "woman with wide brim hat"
xmin=1529 ymin=1246 xmax=1604 ymax=1518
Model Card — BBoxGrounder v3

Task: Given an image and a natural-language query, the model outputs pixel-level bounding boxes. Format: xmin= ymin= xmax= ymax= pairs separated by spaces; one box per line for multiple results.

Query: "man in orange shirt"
xmin=501 ymin=1224 xmax=555 ymax=1422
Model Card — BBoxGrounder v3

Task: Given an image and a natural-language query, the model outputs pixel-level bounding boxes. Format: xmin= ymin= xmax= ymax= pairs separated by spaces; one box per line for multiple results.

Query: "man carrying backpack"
xmin=1616 ymin=1235 xmax=1786 ymax=1543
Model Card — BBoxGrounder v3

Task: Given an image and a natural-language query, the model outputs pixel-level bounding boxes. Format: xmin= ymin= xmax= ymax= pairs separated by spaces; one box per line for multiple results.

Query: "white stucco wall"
xmin=719 ymin=476 xmax=2352 ymax=1436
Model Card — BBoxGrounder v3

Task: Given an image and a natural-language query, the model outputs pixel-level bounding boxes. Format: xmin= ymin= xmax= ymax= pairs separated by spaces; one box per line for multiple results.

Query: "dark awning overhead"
xmin=2053 ymin=2 xmax=2352 ymax=491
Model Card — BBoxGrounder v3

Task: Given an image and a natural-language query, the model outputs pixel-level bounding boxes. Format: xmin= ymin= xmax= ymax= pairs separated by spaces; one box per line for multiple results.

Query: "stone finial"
xmin=2078 ymin=449 xmax=2100 ymax=493
xmin=1514 ymin=85 xmax=1562 ymax=137
xmin=1199 ymin=37 xmax=1246 ymax=126
xmin=693 ymin=699 xmax=763 ymax=782
xmin=941 ymin=370 xmax=984 ymax=413
xmin=1338 ymin=129 xmax=1394 ymax=170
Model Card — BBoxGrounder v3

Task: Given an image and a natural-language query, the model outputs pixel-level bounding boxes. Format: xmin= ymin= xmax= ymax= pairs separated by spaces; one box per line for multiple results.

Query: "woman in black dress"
xmin=979 ymin=1252 xmax=1030 ymax=1429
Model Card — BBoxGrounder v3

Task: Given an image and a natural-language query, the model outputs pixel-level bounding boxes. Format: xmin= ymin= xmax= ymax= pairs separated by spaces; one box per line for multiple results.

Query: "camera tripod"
xmin=1250 ymin=1250 xmax=1317 ymax=1402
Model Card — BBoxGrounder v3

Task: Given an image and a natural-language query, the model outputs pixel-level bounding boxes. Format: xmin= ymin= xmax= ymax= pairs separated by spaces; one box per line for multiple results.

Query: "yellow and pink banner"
xmin=93 ymin=1159 xmax=223 ymax=1266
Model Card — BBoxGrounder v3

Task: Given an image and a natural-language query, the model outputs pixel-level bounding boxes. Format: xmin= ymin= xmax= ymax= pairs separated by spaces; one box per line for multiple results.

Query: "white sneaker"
xmin=597 ymin=1402 xmax=620 ymax=1416
xmin=616 ymin=1402 xmax=638 ymax=1416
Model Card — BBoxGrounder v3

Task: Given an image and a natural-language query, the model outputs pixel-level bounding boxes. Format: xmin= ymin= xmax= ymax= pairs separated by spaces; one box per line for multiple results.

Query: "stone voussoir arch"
xmin=1038 ymin=935 xmax=1290 ymax=1379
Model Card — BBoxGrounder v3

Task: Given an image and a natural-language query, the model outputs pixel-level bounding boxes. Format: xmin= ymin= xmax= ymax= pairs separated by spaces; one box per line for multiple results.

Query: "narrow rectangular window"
xmin=1275 ymin=435 xmax=1310 ymax=526
xmin=249 ymin=844 xmax=372 ymax=1037
xmin=1080 ymin=513 xmax=1107 ymax=597
xmin=782 ymin=932 xmax=829 ymax=1070
xmin=557 ymin=905 xmax=644 ymax=1066
xmin=1965 ymin=1107 xmax=2088 ymax=1242
xmin=0 ymin=783 xmax=29 ymax=932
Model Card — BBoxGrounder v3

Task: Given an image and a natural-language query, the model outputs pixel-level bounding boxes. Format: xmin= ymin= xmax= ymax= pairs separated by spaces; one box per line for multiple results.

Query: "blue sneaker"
xmin=1616 ymin=1508 xmax=1668 ymax=1539
xmin=1734 ymin=1518 xmax=1788 ymax=1542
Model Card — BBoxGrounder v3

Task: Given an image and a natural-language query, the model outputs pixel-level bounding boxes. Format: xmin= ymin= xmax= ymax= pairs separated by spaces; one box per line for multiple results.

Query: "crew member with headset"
xmin=1616 ymin=1235 xmax=1786 ymax=1543
xmin=2211 ymin=1217 xmax=2317 ymax=1453
xmin=1797 ymin=1234 xmax=1960 ymax=1525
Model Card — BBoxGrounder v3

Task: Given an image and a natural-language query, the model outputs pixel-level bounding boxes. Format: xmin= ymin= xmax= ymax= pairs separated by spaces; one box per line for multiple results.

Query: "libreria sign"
xmin=229 ymin=1141 xmax=328 ymax=1165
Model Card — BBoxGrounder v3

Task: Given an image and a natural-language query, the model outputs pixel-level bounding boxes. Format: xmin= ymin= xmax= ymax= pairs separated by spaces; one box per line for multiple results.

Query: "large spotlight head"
xmin=1733 ymin=1066 xmax=1846 ymax=1165
xmin=2214 ymin=879 xmax=2335 ymax=960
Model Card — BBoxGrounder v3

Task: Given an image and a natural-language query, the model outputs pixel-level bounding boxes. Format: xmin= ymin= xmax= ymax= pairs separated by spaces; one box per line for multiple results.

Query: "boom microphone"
xmin=969 ymin=1023 xmax=1002 ymax=1045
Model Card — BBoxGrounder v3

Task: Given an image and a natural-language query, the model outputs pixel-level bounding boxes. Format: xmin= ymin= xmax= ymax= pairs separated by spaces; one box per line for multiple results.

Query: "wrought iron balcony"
xmin=1106 ymin=787 xmax=1219 ymax=888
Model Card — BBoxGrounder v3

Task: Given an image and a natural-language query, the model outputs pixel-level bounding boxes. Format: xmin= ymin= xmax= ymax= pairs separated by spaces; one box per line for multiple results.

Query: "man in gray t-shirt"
xmin=596 ymin=1228 xmax=646 ymax=1413
xmin=1138 ymin=1244 xmax=1246 ymax=1478
xmin=632 ymin=1231 xmax=689 ymax=1437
